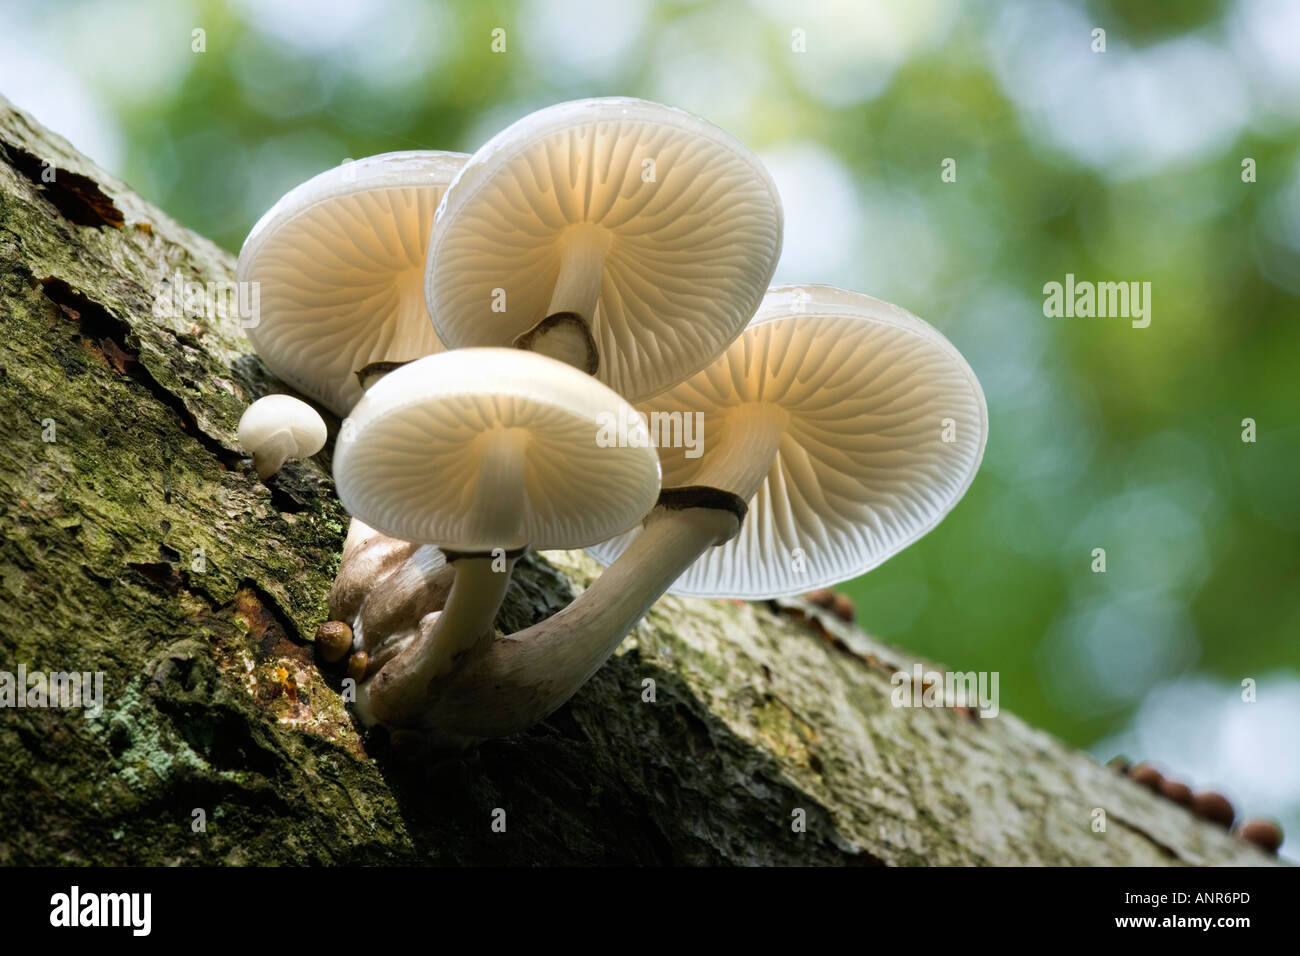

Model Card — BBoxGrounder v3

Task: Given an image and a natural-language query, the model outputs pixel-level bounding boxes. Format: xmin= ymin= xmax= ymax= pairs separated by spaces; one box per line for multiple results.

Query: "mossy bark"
xmin=0 ymin=97 xmax=1272 ymax=866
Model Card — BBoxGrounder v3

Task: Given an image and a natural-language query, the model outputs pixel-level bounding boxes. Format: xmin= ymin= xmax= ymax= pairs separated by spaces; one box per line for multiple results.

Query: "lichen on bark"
xmin=0 ymin=96 xmax=1274 ymax=865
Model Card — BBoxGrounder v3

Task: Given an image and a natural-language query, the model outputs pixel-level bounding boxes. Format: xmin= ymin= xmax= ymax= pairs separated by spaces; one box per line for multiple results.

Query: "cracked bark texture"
xmin=0 ymin=96 xmax=1273 ymax=866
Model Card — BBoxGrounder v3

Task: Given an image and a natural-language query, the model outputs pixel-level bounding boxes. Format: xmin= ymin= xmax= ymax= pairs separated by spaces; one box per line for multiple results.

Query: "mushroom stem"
xmin=513 ymin=313 xmax=598 ymax=373
xmin=251 ymin=428 xmax=298 ymax=479
xmin=358 ymin=552 xmax=518 ymax=726
xmin=355 ymin=428 xmax=529 ymax=726
xmin=686 ymin=403 xmax=786 ymax=501
xmin=546 ymin=224 xmax=609 ymax=327
xmin=421 ymin=502 xmax=740 ymax=740
xmin=470 ymin=428 xmax=529 ymax=548
xmin=515 ymin=225 xmax=607 ymax=372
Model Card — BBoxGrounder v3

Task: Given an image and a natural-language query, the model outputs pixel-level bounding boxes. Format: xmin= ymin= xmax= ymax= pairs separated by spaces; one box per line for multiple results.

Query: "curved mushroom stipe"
xmin=357 ymin=552 xmax=520 ymax=727
xmin=513 ymin=312 xmax=599 ymax=374
xmin=353 ymin=499 xmax=739 ymax=740
xmin=330 ymin=519 xmax=420 ymax=622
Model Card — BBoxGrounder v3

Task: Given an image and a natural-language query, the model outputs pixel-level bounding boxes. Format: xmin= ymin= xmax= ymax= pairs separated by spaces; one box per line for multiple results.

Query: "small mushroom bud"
xmin=1237 ymin=819 xmax=1282 ymax=855
xmin=1158 ymin=779 xmax=1194 ymax=806
xmin=237 ymin=394 xmax=327 ymax=479
xmin=346 ymin=650 xmax=370 ymax=683
xmin=1106 ymin=756 xmax=1132 ymax=775
xmin=1191 ymin=791 xmax=1235 ymax=828
xmin=1128 ymin=763 xmax=1164 ymax=792
xmin=314 ymin=621 xmax=353 ymax=664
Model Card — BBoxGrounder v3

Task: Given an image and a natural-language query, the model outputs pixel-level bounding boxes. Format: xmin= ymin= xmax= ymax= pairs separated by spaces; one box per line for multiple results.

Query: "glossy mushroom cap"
xmin=334 ymin=348 xmax=661 ymax=552
xmin=588 ymin=285 xmax=988 ymax=598
xmin=238 ymin=150 xmax=468 ymax=416
xmin=237 ymin=394 xmax=328 ymax=479
xmin=425 ymin=97 xmax=783 ymax=402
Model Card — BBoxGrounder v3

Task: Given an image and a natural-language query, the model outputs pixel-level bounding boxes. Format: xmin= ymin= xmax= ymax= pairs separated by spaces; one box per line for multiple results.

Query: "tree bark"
xmin=0 ymin=96 xmax=1273 ymax=866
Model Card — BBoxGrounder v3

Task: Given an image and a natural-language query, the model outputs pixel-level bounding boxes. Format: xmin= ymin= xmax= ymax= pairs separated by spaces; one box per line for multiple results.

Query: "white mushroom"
xmin=332 ymin=348 xmax=661 ymax=727
xmin=425 ymin=97 xmax=783 ymax=401
xmin=413 ymin=286 xmax=988 ymax=741
xmin=589 ymin=285 xmax=990 ymax=597
xmin=326 ymin=286 xmax=986 ymax=743
xmin=237 ymin=394 xmax=328 ymax=480
xmin=238 ymin=150 xmax=468 ymax=416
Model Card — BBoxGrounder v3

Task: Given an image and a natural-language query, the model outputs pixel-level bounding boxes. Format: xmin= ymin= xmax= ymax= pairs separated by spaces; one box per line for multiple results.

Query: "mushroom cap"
xmin=236 ymin=393 xmax=328 ymax=458
xmin=425 ymin=97 xmax=783 ymax=402
xmin=334 ymin=348 xmax=662 ymax=552
xmin=238 ymin=150 xmax=468 ymax=416
xmin=587 ymin=285 xmax=988 ymax=598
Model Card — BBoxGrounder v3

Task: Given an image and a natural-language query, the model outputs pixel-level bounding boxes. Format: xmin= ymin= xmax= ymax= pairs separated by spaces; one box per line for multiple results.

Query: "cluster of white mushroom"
xmin=234 ymin=97 xmax=988 ymax=749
